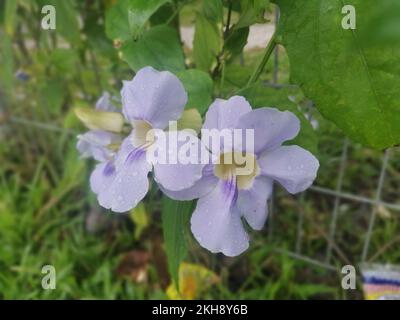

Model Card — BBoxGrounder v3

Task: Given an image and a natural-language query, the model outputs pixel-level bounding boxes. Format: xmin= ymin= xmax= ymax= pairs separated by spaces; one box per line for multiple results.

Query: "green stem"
xmin=246 ymin=32 xmax=277 ymax=87
xmin=166 ymin=0 xmax=186 ymax=26
xmin=214 ymin=1 xmax=233 ymax=86
xmin=219 ymin=60 xmax=226 ymax=96
xmin=224 ymin=1 xmax=233 ymax=39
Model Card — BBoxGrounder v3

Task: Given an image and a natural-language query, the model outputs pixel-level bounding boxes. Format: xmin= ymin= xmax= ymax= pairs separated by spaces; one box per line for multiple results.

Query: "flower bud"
xmin=74 ymin=107 xmax=124 ymax=133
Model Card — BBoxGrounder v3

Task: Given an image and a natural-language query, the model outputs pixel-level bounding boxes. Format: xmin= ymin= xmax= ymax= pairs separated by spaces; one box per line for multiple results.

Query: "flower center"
xmin=131 ymin=120 xmax=156 ymax=148
xmin=214 ymin=152 xmax=260 ymax=190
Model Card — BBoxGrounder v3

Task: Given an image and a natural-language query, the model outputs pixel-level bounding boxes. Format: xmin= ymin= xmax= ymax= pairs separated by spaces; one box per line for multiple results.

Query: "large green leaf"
xmin=105 ymin=0 xmax=131 ymax=42
xmin=120 ymin=25 xmax=185 ymax=72
xmin=177 ymin=70 xmax=214 ymax=114
xmin=358 ymin=0 xmax=400 ymax=47
xmin=193 ymin=13 xmax=221 ymax=72
xmin=162 ymin=197 xmax=193 ymax=288
xmin=105 ymin=0 xmax=170 ymax=41
xmin=274 ymin=0 xmax=400 ymax=149
xmin=240 ymin=84 xmax=318 ymax=154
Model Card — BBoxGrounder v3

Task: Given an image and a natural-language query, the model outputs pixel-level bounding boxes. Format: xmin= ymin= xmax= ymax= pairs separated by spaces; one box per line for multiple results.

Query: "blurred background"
xmin=0 ymin=0 xmax=399 ymax=299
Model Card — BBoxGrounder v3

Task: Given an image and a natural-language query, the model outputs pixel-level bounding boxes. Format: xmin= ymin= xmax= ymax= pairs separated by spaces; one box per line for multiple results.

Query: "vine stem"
xmin=224 ymin=1 xmax=233 ymax=39
xmin=246 ymin=32 xmax=277 ymax=87
xmin=166 ymin=0 xmax=186 ymax=26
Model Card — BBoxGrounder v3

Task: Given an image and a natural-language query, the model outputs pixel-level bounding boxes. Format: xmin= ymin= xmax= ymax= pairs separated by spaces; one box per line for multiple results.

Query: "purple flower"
xmin=95 ymin=91 xmax=119 ymax=112
xmin=163 ymin=96 xmax=320 ymax=256
xmin=76 ymin=91 xmax=122 ymax=162
xmin=91 ymin=67 xmax=205 ymax=213
xmin=76 ymin=92 xmax=123 ymax=203
xmin=77 ymin=130 xmax=121 ymax=162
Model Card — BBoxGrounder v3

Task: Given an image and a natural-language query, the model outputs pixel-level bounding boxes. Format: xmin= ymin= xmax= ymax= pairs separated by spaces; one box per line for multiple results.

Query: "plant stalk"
xmin=246 ymin=32 xmax=277 ymax=87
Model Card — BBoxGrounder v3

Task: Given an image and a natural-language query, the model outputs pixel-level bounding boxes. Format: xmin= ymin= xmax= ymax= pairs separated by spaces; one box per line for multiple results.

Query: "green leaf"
xmin=224 ymin=65 xmax=252 ymax=88
xmin=162 ymin=197 xmax=193 ymax=287
xmin=128 ymin=0 xmax=170 ymax=37
xmin=106 ymin=0 xmax=170 ymax=41
xmin=193 ymin=13 xmax=221 ymax=72
xmin=203 ymin=0 xmax=224 ymax=22
xmin=235 ymin=0 xmax=269 ymax=29
xmin=4 ymin=0 xmax=18 ymax=35
xmin=177 ymin=69 xmax=214 ymax=114
xmin=150 ymin=2 xmax=174 ymax=26
xmin=239 ymin=84 xmax=318 ymax=154
xmin=225 ymin=27 xmax=249 ymax=58
xmin=274 ymin=0 xmax=400 ymax=149
xmin=120 ymin=25 xmax=185 ymax=72
xmin=105 ymin=0 xmax=132 ymax=42
xmin=358 ymin=0 xmax=400 ymax=47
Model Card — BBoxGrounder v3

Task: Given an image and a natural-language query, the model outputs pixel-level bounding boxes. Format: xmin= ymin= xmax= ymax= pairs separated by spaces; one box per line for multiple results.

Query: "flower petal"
xmin=152 ymin=131 xmax=206 ymax=191
xmin=98 ymin=140 xmax=151 ymax=212
xmin=236 ymin=176 xmax=273 ymax=230
xmin=236 ymin=107 xmax=300 ymax=154
xmin=258 ymin=145 xmax=319 ymax=194
xmin=190 ymin=179 xmax=249 ymax=257
xmin=90 ymin=161 xmax=116 ymax=195
xmin=96 ymin=91 xmax=118 ymax=112
xmin=77 ymin=130 xmax=120 ymax=162
xmin=202 ymin=96 xmax=252 ymax=154
xmin=121 ymin=66 xmax=187 ymax=129
xmin=203 ymin=96 xmax=252 ymax=131
xmin=160 ymin=164 xmax=218 ymax=200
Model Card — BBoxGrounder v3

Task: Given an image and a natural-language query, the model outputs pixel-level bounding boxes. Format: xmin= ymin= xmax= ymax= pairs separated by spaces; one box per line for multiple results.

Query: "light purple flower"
xmin=77 ymin=130 xmax=121 ymax=162
xmin=95 ymin=91 xmax=119 ymax=112
xmin=91 ymin=66 xmax=205 ymax=213
xmin=76 ymin=92 xmax=123 ymax=204
xmin=77 ymin=91 xmax=122 ymax=161
xmin=163 ymin=96 xmax=319 ymax=256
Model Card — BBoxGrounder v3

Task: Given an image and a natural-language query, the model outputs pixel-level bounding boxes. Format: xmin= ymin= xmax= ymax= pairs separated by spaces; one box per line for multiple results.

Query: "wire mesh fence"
xmin=269 ymin=141 xmax=399 ymax=272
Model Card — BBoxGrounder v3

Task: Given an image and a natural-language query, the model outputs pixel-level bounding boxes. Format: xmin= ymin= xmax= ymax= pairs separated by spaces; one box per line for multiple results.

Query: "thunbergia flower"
xmin=76 ymin=92 xmax=123 ymax=203
xmin=95 ymin=91 xmax=119 ymax=112
xmin=163 ymin=96 xmax=319 ymax=256
xmin=90 ymin=67 xmax=205 ymax=212
xmin=77 ymin=91 xmax=122 ymax=162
